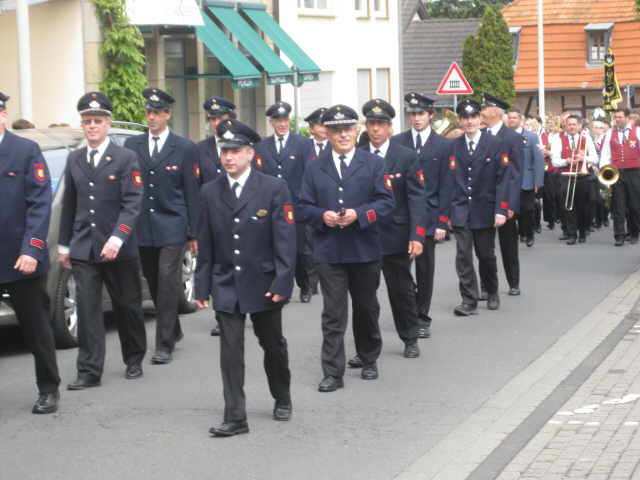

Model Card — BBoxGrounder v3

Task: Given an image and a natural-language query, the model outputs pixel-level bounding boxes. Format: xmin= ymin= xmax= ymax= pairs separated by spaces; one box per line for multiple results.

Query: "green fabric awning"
xmin=206 ymin=2 xmax=293 ymax=85
xmin=240 ymin=2 xmax=320 ymax=81
xmin=195 ymin=12 xmax=262 ymax=88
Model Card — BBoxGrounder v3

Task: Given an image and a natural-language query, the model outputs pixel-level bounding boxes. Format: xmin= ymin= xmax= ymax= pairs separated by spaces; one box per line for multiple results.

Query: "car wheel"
xmin=178 ymin=249 xmax=197 ymax=314
xmin=52 ymin=268 xmax=79 ymax=349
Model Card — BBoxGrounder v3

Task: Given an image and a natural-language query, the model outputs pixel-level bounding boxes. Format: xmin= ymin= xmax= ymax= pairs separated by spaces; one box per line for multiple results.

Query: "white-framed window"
xmin=585 ymin=23 xmax=613 ymax=65
xmin=298 ymin=0 xmax=328 ymax=10
xmin=375 ymin=68 xmax=390 ymax=101
xmin=509 ymin=26 xmax=521 ymax=67
xmin=373 ymin=0 xmax=388 ymax=19
xmin=355 ymin=0 xmax=369 ymax=18
xmin=357 ymin=69 xmax=372 ymax=109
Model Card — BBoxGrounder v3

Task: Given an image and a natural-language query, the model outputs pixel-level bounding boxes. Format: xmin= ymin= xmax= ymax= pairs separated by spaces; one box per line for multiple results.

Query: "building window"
xmin=298 ymin=0 xmax=328 ymax=9
xmin=509 ymin=27 xmax=521 ymax=67
xmin=355 ymin=0 xmax=369 ymax=18
xmin=375 ymin=68 xmax=390 ymax=101
xmin=357 ymin=69 xmax=372 ymax=109
xmin=585 ymin=23 xmax=613 ymax=65
xmin=373 ymin=0 xmax=388 ymax=18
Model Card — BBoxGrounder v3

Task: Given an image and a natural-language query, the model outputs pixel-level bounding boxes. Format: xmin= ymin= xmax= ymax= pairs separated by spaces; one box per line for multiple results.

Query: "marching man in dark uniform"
xmin=439 ymin=99 xmax=512 ymax=316
xmin=299 ymin=105 xmax=394 ymax=392
xmin=124 ymin=88 xmax=200 ymax=365
xmin=306 ymin=107 xmax=328 ymax=160
xmin=0 ymin=92 xmax=61 ymax=413
xmin=347 ymin=98 xmax=424 ymax=364
xmin=393 ymin=92 xmax=434 ymax=154
xmin=195 ymin=119 xmax=296 ymax=437
xmin=255 ymin=102 xmax=315 ymax=303
xmin=59 ymin=92 xmax=147 ymax=388
xmin=196 ymin=96 xmax=236 ymax=337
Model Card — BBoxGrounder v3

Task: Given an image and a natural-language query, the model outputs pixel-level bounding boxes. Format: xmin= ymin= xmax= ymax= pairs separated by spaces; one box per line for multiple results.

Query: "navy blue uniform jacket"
xmin=298 ymin=148 xmax=395 ymax=264
xmin=518 ymin=129 xmax=545 ymax=190
xmin=392 ymin=130 xmax=418 ymax=151
xmin=59 ymin=142 xmax=143 ymax=261
xmin=0 ymin=131 xmax=51 ymax=283
xmin=196 ymin=136 xmax=222 ymax=185
xmin=372 ymin=142 xmax=426 ymax=255
xmin=439 ymin=131 xmax=512 ymax=229
xmin=493 ymin=125 xmax=524 ymax=213
xmin=124 ymin=132 xmax=200 ymax=246
xmin=195 ymin=170 xmax=296 ymax=314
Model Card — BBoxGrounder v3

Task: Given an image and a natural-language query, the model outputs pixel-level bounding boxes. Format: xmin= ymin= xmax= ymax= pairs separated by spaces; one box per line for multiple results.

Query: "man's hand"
xmin=507 ymin=209 xmax=515 ymax=219
xmin=265 ymin=292 xmax=285 ymax=303
xmin=14 ymin=255 xmax=38 ymax=275
xmin=58 ymin=253 xmax=72 ymax=270
xmin=100 ymin=239 xmax=121 ymax=261
xmin=408 ymin=241 xmax=423 ymax=259
xmin=196 ymin=299 xmax=209 ymax=309
xmin=188 ymin=239 xmax=198 ymax=256
xmin=434 ymin=228 xmax=447 ymax=241
xmin=336 ymin=208 xmax=358 ymax=227
xmin=495 ymin=213 xmax=507 ymax=227
xmin=323 ymin=210 xmax=339 ymax=228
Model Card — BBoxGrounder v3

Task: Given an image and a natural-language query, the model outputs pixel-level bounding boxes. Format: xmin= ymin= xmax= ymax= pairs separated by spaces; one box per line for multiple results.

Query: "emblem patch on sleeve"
xmin=383 ymin=174 xmax=393 ymax=190
xmin=131 ymin=171 xmax=143 ymax=187
xmin=34 ymin=163 xmax=46 ymax=182
xmin=193 ymin=163 xmax=201 ymax=179
xmin=283 ymin=205 xmax=295 ymax=224
xmin=501 ymin=154 xmax=510 ymax=166
xmin=416 ymin=226 xmax=426 ymax=236
xmin=448 ymin=156 xmax=457 ymax=170
xmin=366 ymin=209 xmax=377 ymax=223
xmin=416 ymin=169 xmax=426 ymax=184
xmin=118 ymin=224 xmax=131 ymax=234
xmin=255 ymin=155 xmax=263 ymax=168
xmin=500 ymin=201 xmax=510 ymax=210
xmin=30 ymin=238 xmax=45 ymax=249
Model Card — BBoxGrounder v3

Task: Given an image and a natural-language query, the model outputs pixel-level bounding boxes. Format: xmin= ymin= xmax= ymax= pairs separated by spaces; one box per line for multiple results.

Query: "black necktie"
xmin=620 ymin=128 xmax=628 ymax=143
xmin=374 ymin=149 xmax=382 ymax=157
xmin=570 ymin=136 xmax=576 ymax=150
xmin=231 ymin=181 xmax=240 ymax=199
xmin=415 ymin=133 xmax=422 ymax=152
xmin=317 ymin=142 xmax=324 ymax=155
xmin=89 ymin=149 xmax=98 ymax=169
xmin=339 ymin=154 xmax=348 ymax=179
xmin=468 ymin=140 xmax=475 ymax=154
xmin=152 ymin=136 xmax=160 ymax=158
xmin=278 ymin=136 xmax=284 ymax=154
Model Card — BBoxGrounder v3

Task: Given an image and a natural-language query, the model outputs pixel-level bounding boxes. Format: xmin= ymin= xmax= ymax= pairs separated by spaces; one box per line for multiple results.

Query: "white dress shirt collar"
xmin=0 ymin=131 xmax=5 ymax=145
xmin=490 ymin=121 xmax=503 ymax=136
xmin=227 ymin=167 xmax=252 ymax=197
xmin=370 ymin=139 xmax=390 ymax=158
xmin=275 ymin=131 xmax=290 ymax=151
xmin=332 ymin=148 xmax=356 ymax=178
xmin=412 ymin=126 xmax=431 ymax=146
xmin=465 ymin=130 xmax=482 ymax=150
xmin=148 ymin=127 xmax=170 ymax=156
xmin=86 ymin=137 xmax=110 ymax=165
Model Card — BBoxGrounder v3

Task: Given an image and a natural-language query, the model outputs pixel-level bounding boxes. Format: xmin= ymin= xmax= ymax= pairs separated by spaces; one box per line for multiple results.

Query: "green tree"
xmin=425 ymin=0 xmax=510 ymax=19
xmin=461 ymin=6 xmax=514 ymax=104
xmin=94 ymin=0 xmax=148 ymax=123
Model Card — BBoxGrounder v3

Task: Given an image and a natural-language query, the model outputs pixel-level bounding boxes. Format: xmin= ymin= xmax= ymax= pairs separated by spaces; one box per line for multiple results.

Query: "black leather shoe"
xmin=487 ymin=294 xmax=500 ymax=310
xmin=615 ymin=237 xmax=625 ymax=247
xmin=547 ymin=222 xmax=555 ymax=230
xmin=32 ymin=391 xmax=59 ymax=414
xmin=603 ymin=220 xmax=609 ymax=227
xmin=631 ymin=236 xmax=639 ymax=245
xmin=175 ymin=331 xmax=184 ymax=343
xmin=209 ymin=421 xmax=249 ymax=437
xmin=318 ymin=376 xmax=344 ymax=392
xmin=348 ymin=355 xmax=364 ymax=369
xmin=311 ymin=285 xmax=319 ymax=295
xmin=535 ymin=225 xmax=542 ymax=234
xmin=626 ymin=233 xmax=632 ymax=242
xmin=273 ymin=402 xmax=292 ymax=421
xmin=210 ymin=323 xmax=220 ymax=336
xmin=526 ymin=237 xmax=534 ymax=247
xmin=125 ymin=363 xmax=143 ymax=379
xmin=151 ymin=350 xmax=172 ymax=365
xmin=559 ymin=234 xmax=569 ymax=241
xmin=417 ymin=326 xmax=431 ymax=339
xmin=578 ymin=235 xmax=586 ymax=244
xmin=361 ymin=364 xmax=379 ymax=380
xmin=454 ymin=303 xmax=478 ymax=316
xmin=404 ymin=343 xmax=420 ymax=358
xmin=300 ymin=290 xmax=312 ymax=303
xmin=566 ymin=237 xmax=577 ymax=245
xmin=67 ymin=376 xmax=101 ymax=390
xmin=478 ymin=290 xmax=488 ymax=301
xmin=508 ymin=287 xmax=521 ymax=296
xmin=519 ymin=235 xmax=525 ymax=243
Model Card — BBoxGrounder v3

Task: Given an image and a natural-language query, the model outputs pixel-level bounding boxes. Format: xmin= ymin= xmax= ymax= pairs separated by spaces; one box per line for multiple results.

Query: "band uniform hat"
xmin=404 ymin=92 xmax=435 ymax=113
xmin=143 ymin=87 xmax=175 ymax=111
xmin=456 ymin=98 xmax=482 ymax=118
xmin=203 ymin=96 xmax=236 ymax=117
xmin=77 ymin=92 xmax=113 ymax=116
xmin=482 ymin=93 xmax=510 ymax=111
xmin=321 ymin=104 xmax=359 ymax=127
xmin=362 ymin=98 xmax=395 ymax=122
xmin=216 ymin=119 xmax=261 ymax=149
xmin=0 ymin=92 xmax=9 ymax=109
xmin=266 ymin=101 xmax=292 ymax=119
xmin=304 ymin=107 xmax=327 ymax=125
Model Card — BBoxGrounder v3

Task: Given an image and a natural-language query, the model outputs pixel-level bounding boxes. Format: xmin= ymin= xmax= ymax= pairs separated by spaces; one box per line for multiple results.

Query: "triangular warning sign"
xmin=436 ymin=62 xmax=473 ymax=95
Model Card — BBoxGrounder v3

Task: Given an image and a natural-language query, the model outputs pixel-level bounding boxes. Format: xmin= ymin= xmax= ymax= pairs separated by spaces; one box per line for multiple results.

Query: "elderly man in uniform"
xmin=299 ymin=105 xmax=394 ymax=392
xmin=438 ymin=99 xmax=512 ymax=316
xmin=255 ymin=102 xmax=315 ymax=303
xmin=59 ymin=92 xmax=146 ymax=388
xmin=0 ymin=92 xmax=60 ymax=413
xmin=195 ymin=119 xmax=296 ymax=437
xmin=124 ymin=88 xmax=200 ymax=365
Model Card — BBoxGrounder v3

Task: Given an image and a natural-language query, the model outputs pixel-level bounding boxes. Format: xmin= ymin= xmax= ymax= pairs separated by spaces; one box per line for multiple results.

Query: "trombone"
xmin=562 ymin=134 xmax=588 ymax=211
xmin=597 ymin=164 xmax=620 ymax=208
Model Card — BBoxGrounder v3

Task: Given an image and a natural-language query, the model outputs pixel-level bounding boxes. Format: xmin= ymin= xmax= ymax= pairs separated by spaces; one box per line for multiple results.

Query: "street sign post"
xmin=436 ymin=61 xmax=473 ymax=111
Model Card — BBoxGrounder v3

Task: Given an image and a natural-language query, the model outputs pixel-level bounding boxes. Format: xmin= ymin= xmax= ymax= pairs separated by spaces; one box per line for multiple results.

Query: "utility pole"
xmin=537 ymin=0 xmax=545 ymax=121
xmin=16 ymin=0 xmax=33 ymax=121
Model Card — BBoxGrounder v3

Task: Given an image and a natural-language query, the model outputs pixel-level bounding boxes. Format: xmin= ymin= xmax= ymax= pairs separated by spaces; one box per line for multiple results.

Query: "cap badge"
xmin=150 ymin=94 xmax=160 ymax=102
xmin=334 ymin=112 xmax=345 ymax=120
xmin=211 ymin=103 xmax=220 ymax=110
xmin=89 ymin=100 xmax=100 ymax=109
xmin=410 ymin=98 xmax=418 ymax=105
xmin=223 ymin=130 xmax=235 ymax=140
xmin=277 ymin=106 xmax=286 ymax=114
xmin=465 ymin=105 xmax=475 ymax=114
xmin=371 ymin=106 xmax=382 ymax=114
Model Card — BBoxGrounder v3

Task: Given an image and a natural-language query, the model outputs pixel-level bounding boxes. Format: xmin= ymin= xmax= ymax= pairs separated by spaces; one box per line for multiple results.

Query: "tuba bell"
xmin=597 ymin=164 xmax=620 ymax=207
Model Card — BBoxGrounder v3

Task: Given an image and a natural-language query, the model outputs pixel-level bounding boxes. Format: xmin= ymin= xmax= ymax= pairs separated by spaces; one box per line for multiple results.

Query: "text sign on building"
xmin=126 ymin=0 xmax=203 ymax=26
xmin=436 ymin=62 xmax=473 ymax=95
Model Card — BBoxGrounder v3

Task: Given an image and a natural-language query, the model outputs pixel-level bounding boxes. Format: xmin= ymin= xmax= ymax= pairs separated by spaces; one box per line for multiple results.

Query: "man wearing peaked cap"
xmin=255 ymin=101 xmax=316 ymax=303
xmin=481 ymin=93 xmax=525 ymax=297
xmin=345 ymin=98 xmax=425 ymax=364
xmin=0 ymin=92 xmax=61 ymax=413
xmin=59 ymin=92 xmax=147 ymax=389
xmin=393 ymin=92 xmax=436 ymax=153
xmin=305 ymin=107 xmax=328 ymax=159
xmin=124 ymin=87 xmax=201 ymax=366
xmin=298 ymin=104 xmax=395 ymax=392
xmin=437 ymin=97 xmax=512 ymax=316
xmin=195 ymin=119 xmax=296 ymax=436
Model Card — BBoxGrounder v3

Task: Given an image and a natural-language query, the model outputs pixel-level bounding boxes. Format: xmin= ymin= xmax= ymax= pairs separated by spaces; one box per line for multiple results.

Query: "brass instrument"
xmin=597 ymin=164 xmax=620 ymax=208
xmin=562 ymin=133 xmax=588 ymax=211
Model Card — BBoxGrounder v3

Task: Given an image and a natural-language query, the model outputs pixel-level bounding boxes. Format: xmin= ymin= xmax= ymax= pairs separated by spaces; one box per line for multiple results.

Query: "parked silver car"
xmin=0 ymin=124 xmax=197 ymax=349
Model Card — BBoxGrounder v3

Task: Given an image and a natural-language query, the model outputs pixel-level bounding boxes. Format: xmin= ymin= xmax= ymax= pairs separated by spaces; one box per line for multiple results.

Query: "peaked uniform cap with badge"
xmin=304 ymin=107 xmax=327 ymax=125
xmin=322 ymin=104 xmax=359 ymax=127
xmin=482 ymin=93 xmax=510 ymax=111
xmin=143 ymin=87 xmax=175 ymax=111
xmin=77 ymin=91 xmax=112 ymax=116
xmin=216 ymin=119 xmax=261 ymax=149
xmin=203 ymin=96 xmax=236 ymax=117
xmin=0 ymin=91 xmax=9 ymax=110
xmin=362 ymin=98 xmax=395 ymax=122
xmin=456 ymin=98 xmax=482 ymax=118
xmin=266 ymin=101 xmax=292 ymax=119
xmin=404 ymin=92 xmax=435 ymax=113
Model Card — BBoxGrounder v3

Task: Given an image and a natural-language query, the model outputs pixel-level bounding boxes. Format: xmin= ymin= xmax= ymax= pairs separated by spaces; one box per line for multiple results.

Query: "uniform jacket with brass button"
xmin=196 ymin=136 xmax=222 ymax=186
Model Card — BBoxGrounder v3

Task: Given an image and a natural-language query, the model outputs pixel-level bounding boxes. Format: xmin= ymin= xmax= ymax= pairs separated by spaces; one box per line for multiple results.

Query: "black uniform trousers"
xmin=497 ymin=217 xmax=520 ymax=289
xmin=454 ymin=226 xmax=498 ymax=306
xmin=381 ymin=253 xmax=419 ymax=346
xmin=542 ymin=172 xmax=559 ymax=225
xmin=2 ymin=275 xmax=60 ymax=393
xmin=71 ymin=258 xmax=147 ymax=379
xmin=217 ymin=307 xmax=291 ymax=423
xmin=139 ymin=244 xmax=183 ymax=353
xmin=560 ymin=175 xmax=592 ymax=239
xmin=518 ymin=190 xmax=537 ymax=240
xmin=415 ymin=236 xmax=436 ymax=328
xmin=295 ymin=224 xmax=318 ymax=294
xmin=317 ymin=261 xmax=382 ymax=378
xmin=612 ymin=169 xmax=640 ymax=239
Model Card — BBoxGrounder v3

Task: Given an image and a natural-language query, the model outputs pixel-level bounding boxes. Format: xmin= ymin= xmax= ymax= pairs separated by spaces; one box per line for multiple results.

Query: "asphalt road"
xmin=2 ymin=225 xmax=640 ymax=480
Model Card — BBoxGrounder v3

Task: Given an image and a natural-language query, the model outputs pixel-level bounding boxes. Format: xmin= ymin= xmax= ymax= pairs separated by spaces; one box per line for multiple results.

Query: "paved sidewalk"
xmin=497 ymin=311 xmax=640 ymax=479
